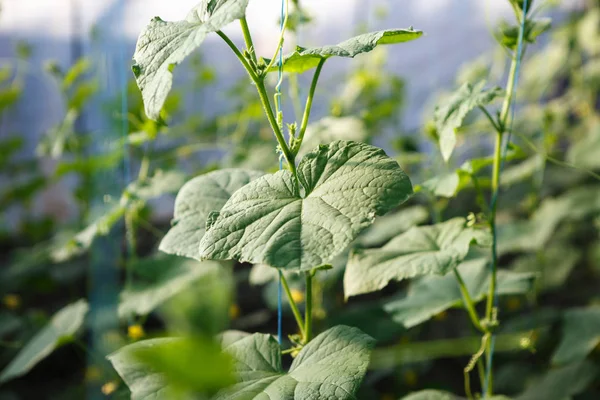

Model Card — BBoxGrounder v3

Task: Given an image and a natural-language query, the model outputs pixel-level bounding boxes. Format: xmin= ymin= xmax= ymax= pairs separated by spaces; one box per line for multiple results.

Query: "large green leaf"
xmin=199 ymin=140 xmax=413 ymax=271
xmin=552 ymin=306 xmax=600 ymax=366
xmin=433 ymin=81 xmax=503 ymax=161
xmin=384 ymin=257 xmax=534 ymax=328
xmin=159 ymin=169 xmax=265 ymax=260
xmin=133 ymin=0 xmax=249 ymax=119
xmin=118 ymin=255 xmax=223 ymax=319
xmin=401 ymin=391 xmax=510 ymax=400
xmin=344 ymin=218 xmax=490 ymax=298
xmin=266 ymin=29 xmax=423 ymax=74
xmin=510 ymin=245 xmax=581 ymax=292
xmin=0 ymin=300 xmax=88 ymax=384
xmin=498 ymin=186 xmax=600 ymax=254
xmin=214 ymin=325 xmax=375 ymax=399
xmin=417 ymin=144 xmax=526 ymax=198
xmin=401 ymin=391 xmax=460 ymax=400
xmin=108 ymin=337 xmax=235 ymax=400
xmin=516 ymin=361 xmax=597 ymax=400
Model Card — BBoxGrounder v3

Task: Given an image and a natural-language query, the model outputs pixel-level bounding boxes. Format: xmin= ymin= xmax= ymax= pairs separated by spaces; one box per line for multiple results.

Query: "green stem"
xmin=239 ymin=17 xmax=257 ymax=63
xmin=453 ymin=270 xmax=485 ymax=333
xmin=296 ymin=58 xmax=326 ymax=151
xmin=304 ymin=272 xmax=313 ymax=343
xmin=280 ymin=273 xmax=305 ymax=336
xmin=216 ymin=30 xmax=297 ymax=177
xmin=483 ymin=35 xmax=521 ymax=398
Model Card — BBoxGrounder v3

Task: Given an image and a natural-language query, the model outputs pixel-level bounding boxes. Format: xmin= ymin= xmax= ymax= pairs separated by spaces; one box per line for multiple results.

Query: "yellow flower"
xmin=229 ymin=304 xmax=241 ymax=320
xmin=3 ymin=294 xmax=21 ymax=310
xmin=290 ymin=289 xmax=304 ymax=304
xmin=128 ymin=324 xmax=145 ymax=340
xmin=101 ymin=381 xmax=118 ymax=395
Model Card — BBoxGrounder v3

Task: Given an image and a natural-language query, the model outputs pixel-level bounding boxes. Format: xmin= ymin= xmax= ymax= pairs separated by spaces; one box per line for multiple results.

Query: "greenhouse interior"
xmin=1 ymin=0 xmax=600 ymax=399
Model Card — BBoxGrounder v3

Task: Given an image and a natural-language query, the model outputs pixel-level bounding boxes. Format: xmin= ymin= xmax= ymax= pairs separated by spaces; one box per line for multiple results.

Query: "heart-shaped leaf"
xmin=0 ymin=299 xmax=88 ymax=384
xmin=433 ymin=81 xmax=503 ymax=161
xmin=384 ymin=257 xmax=535 ymax=328
xmin=159 ymin=169 xmax=265 ymax=260
xmin=214 ymin=325 xmax=375 ymax=399
xmin=198 ymin=140 xmax=413 ymax=270
xmin=265 ymin=29 xmax=423 ymax=74
xmin=133 ymin=0 xmax=249 ymax=119
xmin=344 ymin=218 xmax=490 ymax=298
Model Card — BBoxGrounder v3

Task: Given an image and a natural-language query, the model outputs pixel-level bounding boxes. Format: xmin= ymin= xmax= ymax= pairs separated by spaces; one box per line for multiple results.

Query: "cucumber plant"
xmin=108 ymin=0 xmax=422 ymax=398
xmin=345 ymin=0 xmax=556 ymax=398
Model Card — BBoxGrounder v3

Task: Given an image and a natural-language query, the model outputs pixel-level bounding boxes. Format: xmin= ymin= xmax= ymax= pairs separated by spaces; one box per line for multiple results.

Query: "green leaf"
xmin=418 ymin=144 xmax=526 ymax=198
xmin=498 ymin=186 xmax=600 ymax=254
xmin=401 ymin=391 xmax=460 ymax=400
xmin=516 ymin=361 xmax=597 ymax=400
xmin=344 ymin=218 xmax=490 ymax=298
xmin=118 ymin=255 xmax=223 ymax=319
xmin=567 ymin=123 xmax=600 ymax=170
xmin=0 ymin=300 xmax=88 ymax=384
xmin=214 ymin=325 xmax=375 ymax=399
xmin=433 ymin=81 xmax=503 ymax=161
xmin=384 ymin=257 xmax=534 ymax=328
xmin=401 ymin=392 xmax=510 ymax=400
xmin=552 ymin=306 xmax=600 ymax=366
xmin=50 ymin=204 xmax=126 ymax=263
xmin=125 ymin=170 xmax=187 ymax=201
xmin=357 ymin=205 xmax=429 ymax=247
xmin=510 ymin=245 xmax=581 ymax=292
xmin=62 ymin=58 xmax=92 ymax=90
xmin=267 ymin=29 xmax=423 ymax=74
xmin=133 ymin=0 xmax=250 ymax=119
xmin=199 ymin=140 xmax=413 ymax=270
xmin=108 ymin=337 xmax=235 ymax=400
xmin=497 ymin=18 xmax=551 ymax=51
xmin=159 ymin=169 xmax=265 ymax=260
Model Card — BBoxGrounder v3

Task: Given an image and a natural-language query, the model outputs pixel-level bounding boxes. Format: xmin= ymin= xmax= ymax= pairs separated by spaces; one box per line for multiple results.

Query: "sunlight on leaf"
xmin=0 ymin=300 xmax=88 ymax=384
xmin=159 ymin=169 xmax=264 ymax=260
xmin=344 ymin=218 xmax=490 ymax=298
xmin=133 ymin=0 xmax=249 ymax=119
xmin=199 ymin=140 xmax=413 ymax=271
xmin=214 ymin=325 xmax=374 ymax=399
xmin=265 ymin=29 xmax=423 ymax=74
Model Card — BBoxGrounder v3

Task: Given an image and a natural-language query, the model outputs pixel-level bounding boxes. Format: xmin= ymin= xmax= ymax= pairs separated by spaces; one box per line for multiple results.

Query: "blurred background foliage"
xmin=0 ymin=0 xmax=600 ymax=399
